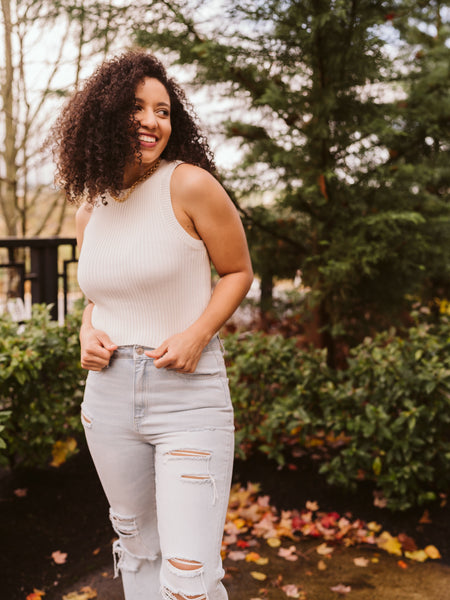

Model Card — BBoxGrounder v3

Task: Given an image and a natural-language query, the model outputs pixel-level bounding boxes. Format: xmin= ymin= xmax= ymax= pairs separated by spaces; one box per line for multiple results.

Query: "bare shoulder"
xmin=171 ymin=163 xmax=232 ymax=215
xmin=172 ymin=163 xmax=217 ymax=188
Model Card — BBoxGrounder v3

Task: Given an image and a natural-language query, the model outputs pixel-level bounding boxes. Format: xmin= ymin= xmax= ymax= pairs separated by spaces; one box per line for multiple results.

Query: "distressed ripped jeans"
xmin=81 ymin=338 xmax=234 ymax=600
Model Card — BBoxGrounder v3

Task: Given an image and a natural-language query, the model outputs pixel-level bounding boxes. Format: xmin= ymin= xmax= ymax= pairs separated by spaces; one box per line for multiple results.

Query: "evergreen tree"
xmin=136 ymin=0 xmax=449 ymax=364
xmin=380 ymin=1 xmax=450 ymax=305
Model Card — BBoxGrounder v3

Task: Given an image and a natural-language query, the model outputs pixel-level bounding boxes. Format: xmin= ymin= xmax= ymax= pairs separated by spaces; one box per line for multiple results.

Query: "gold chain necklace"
xmin=110 ymin=158 xmax=161 ymax=203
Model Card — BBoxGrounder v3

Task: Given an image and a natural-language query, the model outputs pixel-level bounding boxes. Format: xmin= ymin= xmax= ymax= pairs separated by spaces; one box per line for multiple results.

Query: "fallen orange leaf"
xmin=397 ymin=560 xmax=408 ymax=569
xmin=425 ymin=545 xmax=441 ymax=560
xmin=26 ymin=590 xmax=45 ymax=600
xmin=419 ymin=509 xmax=432 ymax=524
xmin=233 ymin=517 xmax=246 ymax=529
xmin=246 ymin=552 xmax=269 ymax=565
xmin=246 ymin=551 xmax=261 ymax=562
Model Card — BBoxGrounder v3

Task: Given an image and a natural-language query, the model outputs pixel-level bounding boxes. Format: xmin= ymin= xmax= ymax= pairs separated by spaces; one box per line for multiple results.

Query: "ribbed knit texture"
xmin=77 ymin=160 xmax=211 ymax=347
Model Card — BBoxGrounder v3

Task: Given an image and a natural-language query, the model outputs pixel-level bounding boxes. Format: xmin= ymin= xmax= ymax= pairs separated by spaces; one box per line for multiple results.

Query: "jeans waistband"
xmin=112 ymin=335 xmax=222 ymax=360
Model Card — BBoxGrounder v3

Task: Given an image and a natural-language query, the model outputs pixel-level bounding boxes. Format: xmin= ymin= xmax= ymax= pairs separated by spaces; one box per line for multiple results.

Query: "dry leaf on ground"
xmin=250 ymin=571 xmax=267 ymax=581
xmin=330 ymin=583 xmax=352 ymax=594
xmin=26 ymin=590 xmax=45 ymax=600
xmin=425 ymin=545 xmax=441 ymax=559
xmin=51 ymin=550 xmax=68 ymax=564
xmin=62 ymin=587 xmax=97 ymax=600
xmin=228 ymin=550 xmax=246 ymax=561
xmin=281 ymin=583 xmax=302 ymax=598
xmin=316 ymin=542 xmax=334 ymax=556
xmin=376 ymin=532 xmax=402 ymax=556
xmin=278 ymin=545 xmax=298 ymax=561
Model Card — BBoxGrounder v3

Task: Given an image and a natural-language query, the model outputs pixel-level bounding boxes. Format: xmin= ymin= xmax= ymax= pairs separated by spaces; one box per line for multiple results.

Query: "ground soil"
xmin=1 ymin=441 xmax=449 ymax=600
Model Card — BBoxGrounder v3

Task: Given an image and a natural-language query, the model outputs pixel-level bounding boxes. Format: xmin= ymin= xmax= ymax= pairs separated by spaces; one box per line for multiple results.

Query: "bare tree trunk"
xmin=1 ymin=0 xmax=18 ymax=236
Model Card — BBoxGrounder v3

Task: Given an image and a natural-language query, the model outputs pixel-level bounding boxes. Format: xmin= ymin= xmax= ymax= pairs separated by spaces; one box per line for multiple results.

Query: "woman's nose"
xmin=139 ymin=109 xmax=157 ymax=128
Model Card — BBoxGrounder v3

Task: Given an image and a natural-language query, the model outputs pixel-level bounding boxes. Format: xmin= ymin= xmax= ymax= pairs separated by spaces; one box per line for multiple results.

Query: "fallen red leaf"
xmin=398 ymin=533 xmax=418 ymax=552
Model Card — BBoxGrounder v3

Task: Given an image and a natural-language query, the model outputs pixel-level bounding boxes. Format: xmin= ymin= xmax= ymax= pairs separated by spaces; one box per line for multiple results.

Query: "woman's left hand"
xmin=145 ymin=332 xmax=207 ymax=373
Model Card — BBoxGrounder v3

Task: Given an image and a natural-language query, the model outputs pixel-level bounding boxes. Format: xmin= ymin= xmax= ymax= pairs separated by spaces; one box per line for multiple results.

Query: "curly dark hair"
xmin=51 ymin=50 xmax=215 ymax=204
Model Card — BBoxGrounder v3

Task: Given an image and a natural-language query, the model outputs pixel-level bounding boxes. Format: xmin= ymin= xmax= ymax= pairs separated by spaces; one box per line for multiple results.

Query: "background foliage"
xmin=0 ymin=304 xmax=448 ymax=510
xmin=0 ymin=304 xmax=85 ymax=467
xmin=225 ymin=311 xmax=450 ymax=511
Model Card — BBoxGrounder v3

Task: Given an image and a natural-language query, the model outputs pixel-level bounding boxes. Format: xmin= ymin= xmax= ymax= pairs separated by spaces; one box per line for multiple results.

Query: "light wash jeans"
xmin=80 ymin=337 xmax=234 ymax=600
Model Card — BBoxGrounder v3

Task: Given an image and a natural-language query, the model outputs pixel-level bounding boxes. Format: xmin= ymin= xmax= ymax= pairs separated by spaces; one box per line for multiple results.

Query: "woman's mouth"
xmin=138 ymin=134 xmax=157 ymax=146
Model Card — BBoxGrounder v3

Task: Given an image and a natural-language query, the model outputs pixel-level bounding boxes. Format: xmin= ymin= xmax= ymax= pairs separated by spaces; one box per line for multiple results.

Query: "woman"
xmin=52 ymin=51 xmax=253 ymax=600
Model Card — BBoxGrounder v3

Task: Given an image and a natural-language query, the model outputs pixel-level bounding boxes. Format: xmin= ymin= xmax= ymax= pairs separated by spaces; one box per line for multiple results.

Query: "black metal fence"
xmin=0 ymin=237 xmax=79 ymax=321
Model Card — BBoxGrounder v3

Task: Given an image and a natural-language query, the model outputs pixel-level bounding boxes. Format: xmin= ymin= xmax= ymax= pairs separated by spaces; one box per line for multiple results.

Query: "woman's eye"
xmin=134 ymin=104 xmax=143 ymax=112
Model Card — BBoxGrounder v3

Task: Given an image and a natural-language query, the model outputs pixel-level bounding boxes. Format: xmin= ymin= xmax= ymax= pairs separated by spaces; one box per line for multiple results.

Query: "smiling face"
xmin=125 ymin=77 xmax=172 ymax=184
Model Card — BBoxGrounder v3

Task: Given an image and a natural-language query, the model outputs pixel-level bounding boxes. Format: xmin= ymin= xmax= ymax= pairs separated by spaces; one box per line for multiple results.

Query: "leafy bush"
xmin=224 ymin=332 xmax=332 ymax=461
xmin=319 ymin=318 xmax=450 ymax=510
xmin=224 ymin=316 xmax=450 ymax=510
xmin=0 ymin=410 xmax=11 ymax=450
xmin=0 ymin=304 xmax=85 ymax=467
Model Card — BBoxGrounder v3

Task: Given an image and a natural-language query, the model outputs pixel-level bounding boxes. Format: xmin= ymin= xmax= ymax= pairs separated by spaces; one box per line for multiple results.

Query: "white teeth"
xmin=139 ymin=134 xmax=156 ymax=143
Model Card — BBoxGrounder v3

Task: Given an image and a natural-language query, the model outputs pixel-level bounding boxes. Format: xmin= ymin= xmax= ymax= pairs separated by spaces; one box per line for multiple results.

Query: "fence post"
xmin=0 ymin=237 xmax=78 ymax=320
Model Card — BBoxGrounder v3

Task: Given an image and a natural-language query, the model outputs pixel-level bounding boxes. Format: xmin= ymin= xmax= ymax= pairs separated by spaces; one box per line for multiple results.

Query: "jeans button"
xmin=136 ymin=346 xmax=144 ymax=355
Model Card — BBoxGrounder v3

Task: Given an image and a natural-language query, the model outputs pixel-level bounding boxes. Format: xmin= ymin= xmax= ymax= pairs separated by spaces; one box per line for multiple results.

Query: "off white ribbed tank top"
xmin=77 ymin=160 xmax=212 ymax=347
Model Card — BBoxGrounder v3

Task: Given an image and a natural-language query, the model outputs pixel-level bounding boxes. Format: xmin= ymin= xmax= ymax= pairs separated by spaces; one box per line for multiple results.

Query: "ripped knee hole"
xmin=169 ymin=558 xmax=203 ymax=571
xmin=165 ymin=449 xmax=212 ymax=458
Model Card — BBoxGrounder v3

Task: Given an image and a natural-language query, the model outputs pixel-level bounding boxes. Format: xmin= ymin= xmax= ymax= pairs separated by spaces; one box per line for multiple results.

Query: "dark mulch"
xmin=1 ymin=442 xmax=449 ymax=600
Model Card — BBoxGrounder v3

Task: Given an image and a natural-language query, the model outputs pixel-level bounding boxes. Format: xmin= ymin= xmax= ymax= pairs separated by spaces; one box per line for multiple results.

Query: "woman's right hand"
xmin=80 ymin=323 xmax=118 ymax=371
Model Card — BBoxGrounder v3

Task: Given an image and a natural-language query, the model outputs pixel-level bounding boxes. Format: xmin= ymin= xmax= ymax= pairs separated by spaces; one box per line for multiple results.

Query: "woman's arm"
xmin=76 ymin=204 xmax=118 ymax=370
xmin=146 ymin=164 xmax=253 ymax=372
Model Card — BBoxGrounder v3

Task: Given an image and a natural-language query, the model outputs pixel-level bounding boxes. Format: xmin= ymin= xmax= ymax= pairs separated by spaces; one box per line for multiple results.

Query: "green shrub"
xmin=0 ymin=410 xmax=11 ymax=450
xmin=224 ymin=316 xmax=450 ymax=510
xmin=319 ymin=318 xmax=450 ymax=510
xmin=224 ymin=332 xmax=332 ymax=462
xmin=0 ymin=304 xmax=85 ymax=467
